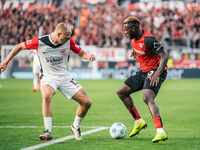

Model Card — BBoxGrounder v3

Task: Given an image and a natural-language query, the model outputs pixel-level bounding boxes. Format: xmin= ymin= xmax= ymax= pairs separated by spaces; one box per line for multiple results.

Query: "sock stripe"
xmin=128 ymin=107 xmax=141 ymax=121
xmin=129 ymin=109 xmax=137 ymax=118
xmin=160 ymin=116 xmax=163 ymax=127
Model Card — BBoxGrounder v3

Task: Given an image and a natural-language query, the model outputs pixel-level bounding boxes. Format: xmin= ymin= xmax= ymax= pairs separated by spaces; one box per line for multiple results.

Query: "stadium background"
xmin=0 ymin=0 xmax=200 ymax=79
xmin=0 ymin=1 xmax=200 ymax=150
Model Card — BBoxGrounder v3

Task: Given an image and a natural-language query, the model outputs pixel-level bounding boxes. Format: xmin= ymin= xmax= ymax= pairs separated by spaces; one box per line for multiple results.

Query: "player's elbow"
xmin=18 ymin=42 xmax=26 ymax=50
xmin=160 ymin=50 xmax=169 ymax=62
xmin=14 ymin=43 xmax=25 ymax=52
xmin=164 ymin=52 xmax=169 ymax=60
xmin=164 ymin=53 xmax=169 ymax=63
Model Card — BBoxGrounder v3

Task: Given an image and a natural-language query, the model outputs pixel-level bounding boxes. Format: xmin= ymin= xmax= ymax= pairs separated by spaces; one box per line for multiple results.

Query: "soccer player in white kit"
xmin=29 ymin=50 xmax=41 ymax=92
xmin=0 ymin=22 xmax=96 ymax=141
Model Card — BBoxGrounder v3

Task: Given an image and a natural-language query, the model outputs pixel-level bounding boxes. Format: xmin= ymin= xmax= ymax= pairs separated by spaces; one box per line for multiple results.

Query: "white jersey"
xmin=24 ymin=35 xmax=81 ymax=77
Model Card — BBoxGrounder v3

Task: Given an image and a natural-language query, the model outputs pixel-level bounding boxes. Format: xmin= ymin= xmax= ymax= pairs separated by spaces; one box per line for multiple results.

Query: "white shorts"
xmin=41 ymin=75 xmax=82 ymax=100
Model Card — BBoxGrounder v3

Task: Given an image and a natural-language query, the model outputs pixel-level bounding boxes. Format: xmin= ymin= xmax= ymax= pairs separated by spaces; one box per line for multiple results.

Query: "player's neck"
xmin=50 ymin=33 xmax=59 ymax=45
xmin=135 ymin=29 xmax=143 ymax=40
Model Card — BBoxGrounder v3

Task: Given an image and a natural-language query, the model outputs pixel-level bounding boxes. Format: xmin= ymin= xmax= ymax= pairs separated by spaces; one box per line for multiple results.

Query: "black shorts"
xmin=124 ymin=69 xmax=167 ymax=95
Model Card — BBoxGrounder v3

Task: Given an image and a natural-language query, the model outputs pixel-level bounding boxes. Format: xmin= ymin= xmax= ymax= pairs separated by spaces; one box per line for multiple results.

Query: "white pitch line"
xmin=0 ymin=126 xmax=106 ymax=129
xmin=21 ymin=127 xmax=109 ymax=150
xmin=0 ymin=126 xmax=44 ymax=128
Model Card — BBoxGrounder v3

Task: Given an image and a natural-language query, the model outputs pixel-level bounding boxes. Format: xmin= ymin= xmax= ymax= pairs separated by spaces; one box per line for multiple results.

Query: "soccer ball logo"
xmin=109 ymin=122 xmax=127 ymax=139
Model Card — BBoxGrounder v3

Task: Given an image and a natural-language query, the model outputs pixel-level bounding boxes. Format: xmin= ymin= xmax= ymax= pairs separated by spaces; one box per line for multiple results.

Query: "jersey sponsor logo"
xmin=60 ymin=49 xmax=66 ymax=55
xmin=139 ymin=43 xmax=143 ymax=48
xmin=133 ymin=48 xmax=145 ymax=55
xmin=46 ymin=57 xmax=63 ymax=65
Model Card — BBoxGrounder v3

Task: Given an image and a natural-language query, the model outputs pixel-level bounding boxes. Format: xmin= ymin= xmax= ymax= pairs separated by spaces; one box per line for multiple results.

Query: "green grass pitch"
xmin=0 ymin=79 xmax=199 ymax=150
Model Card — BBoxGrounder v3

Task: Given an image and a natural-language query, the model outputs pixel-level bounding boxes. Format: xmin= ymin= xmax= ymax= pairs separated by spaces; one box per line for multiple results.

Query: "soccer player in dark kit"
xmin=117 ymin=16 xmax=169 ymax=143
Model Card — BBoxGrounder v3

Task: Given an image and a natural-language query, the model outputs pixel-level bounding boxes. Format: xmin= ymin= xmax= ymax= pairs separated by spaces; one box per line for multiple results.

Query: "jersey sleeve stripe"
xmin=70 ymin=38 xmax=81 ymax=53
xmin=24 ymin=37 xmax=39 ymax=50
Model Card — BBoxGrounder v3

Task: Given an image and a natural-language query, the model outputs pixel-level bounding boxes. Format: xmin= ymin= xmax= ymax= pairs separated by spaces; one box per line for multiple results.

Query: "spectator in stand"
xmin=191 ymin=27 xmax=200 ymax=48
xmin=0 ymin=2 xmax=79 ymax=47
xmin=0 ymin=2 xmax=200 ymax=49
xmin=78 ymin=3 xmax=200 ymax=48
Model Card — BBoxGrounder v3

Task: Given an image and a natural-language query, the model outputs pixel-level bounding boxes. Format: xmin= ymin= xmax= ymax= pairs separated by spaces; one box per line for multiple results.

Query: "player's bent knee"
xmin=42 ymin=94 xmax=52 ymax=103
xmin=117 ymin=89 xmax=129 ymax=101
xmin=80 ymin=100 xmax=91 ymax=111
xmin=143 ymin=95 xmax=149 ymax=104
xmin=43 ymin=98 xmax=51 ymax=104
xmin=84 ymin=99 xmax=92 ymax=108
xmin=143 ymin=94 xmax=155 ymax=104
xmin=117 ymin=89 xmax=123 ymax=97
xmin=143 ymin=92 xmax=152 ymax=104
xmin=78 ymin=96 xmax=92 ymax=108
xmin=87 ymin=101 xmax=92 ymax=109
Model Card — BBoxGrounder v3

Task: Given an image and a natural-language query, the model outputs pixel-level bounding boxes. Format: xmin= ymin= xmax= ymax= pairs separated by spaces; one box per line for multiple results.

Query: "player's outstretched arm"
xmin=77 ymin=50 xmax=96 ymax=62
xmin=0 ymin=42 xmax=26 ymax=72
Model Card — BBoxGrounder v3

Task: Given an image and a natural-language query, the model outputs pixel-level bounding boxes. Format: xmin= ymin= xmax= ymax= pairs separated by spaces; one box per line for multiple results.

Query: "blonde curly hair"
xmin=124 ymin=16 xmax=140 ymax=26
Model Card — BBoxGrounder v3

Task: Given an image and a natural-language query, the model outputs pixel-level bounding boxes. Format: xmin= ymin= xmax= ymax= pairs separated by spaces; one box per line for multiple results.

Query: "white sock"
xmin=44 ymin=117 xmax=52 ymax=132
xmin=135 ymin=118 xmax=143 ymax=123
xmin=33 ymin=74 xmax=38 ymax=89
xmin=73 ymin=115 xmax=83 ymax=129
xmin=157 ymin=128 xmax=165 ymax=133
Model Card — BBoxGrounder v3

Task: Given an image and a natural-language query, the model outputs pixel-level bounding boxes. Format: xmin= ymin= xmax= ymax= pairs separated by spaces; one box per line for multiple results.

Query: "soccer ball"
xmin=109 ymin=122 xmax=127 ymax=139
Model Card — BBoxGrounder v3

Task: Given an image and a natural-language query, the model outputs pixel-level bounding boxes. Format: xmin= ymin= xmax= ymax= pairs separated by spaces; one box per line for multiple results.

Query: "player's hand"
xmin=130 ymin=50 xmax=138 ymax=60
xmin=89 ymin=54 xmax=96 ymax=62
xmin=0 ymin=62 xmax=7 ymax=72
xmin=150 ymin=74 xmax=159 ymax=86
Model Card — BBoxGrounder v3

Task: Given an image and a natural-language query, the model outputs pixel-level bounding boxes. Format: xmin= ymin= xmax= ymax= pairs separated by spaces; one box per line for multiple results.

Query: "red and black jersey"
xmin=131 ymin=28 xmax=167 ymax=72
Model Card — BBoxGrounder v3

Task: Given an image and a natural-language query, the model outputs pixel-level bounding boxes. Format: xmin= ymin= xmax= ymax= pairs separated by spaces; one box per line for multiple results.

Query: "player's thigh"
xmin=41 ymin=77 xmax=57 ymax=99
xmin=143 ymin=70 xmax=167 ymax=95
xmin=124 ymin=71 xmax=144 ymax=92
xmin=59 ymin=77 xmax=83 ymax=100
xmin=41 ymin=84 xmax=56 ymax=100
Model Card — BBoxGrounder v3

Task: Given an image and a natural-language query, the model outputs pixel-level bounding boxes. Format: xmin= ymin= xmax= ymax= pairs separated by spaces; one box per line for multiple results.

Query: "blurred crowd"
xmin=78 ymin=3 xmax=200 ymax=49
xmin=0 ymin=1 xmax=199 ymax=50
xmin=0 ymin=2 xmax=79 ymax=47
